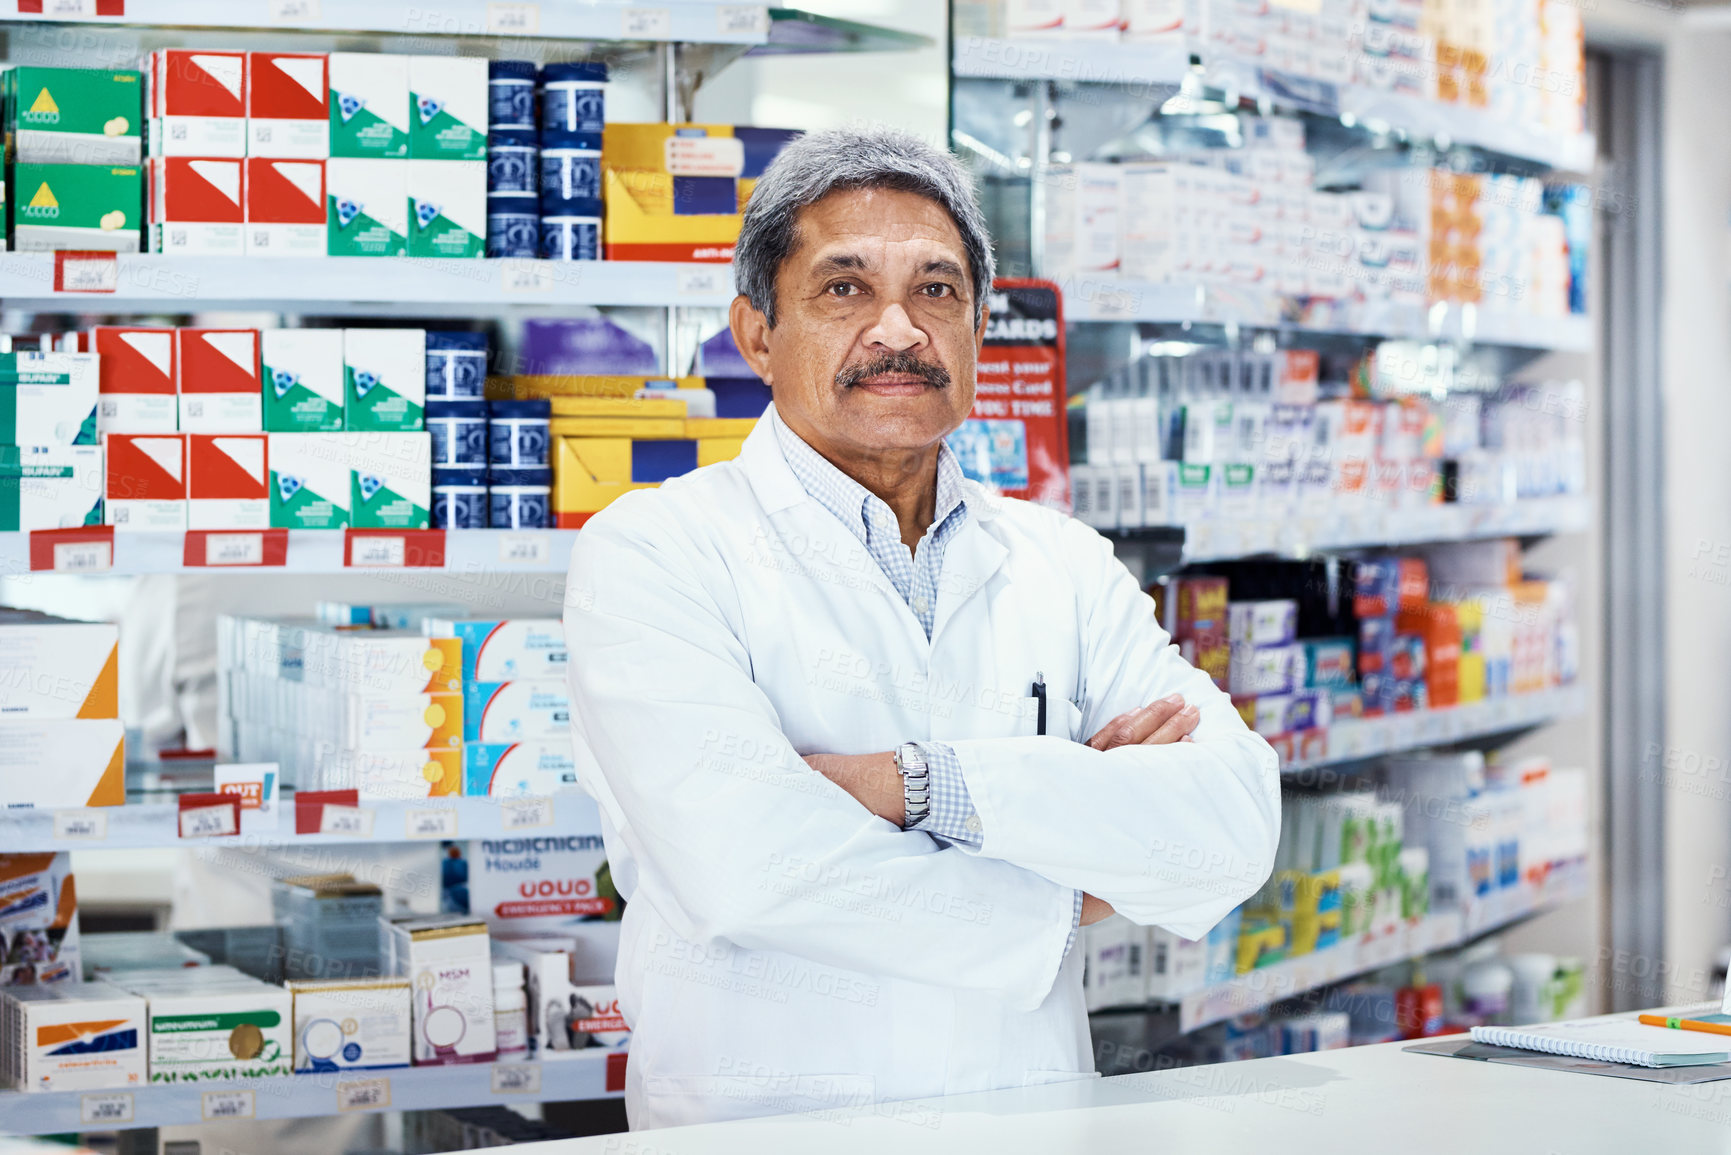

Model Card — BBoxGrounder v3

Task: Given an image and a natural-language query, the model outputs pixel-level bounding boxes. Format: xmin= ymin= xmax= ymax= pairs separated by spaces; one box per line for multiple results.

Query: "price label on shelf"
xmin=81 ymin=1093 xmax=134 ymax=1125
xmin=500 ymin=259 xmax=555 ymax=294
xmin=179 ymin=804 xmax=238 ymax=839
xmin=53 ymin=809 xmax=108 ymax=841
xmin=336 ymin=1077 xmax=391 ymax=1113
xmin=716 ymin=5 xmax=769 ymax=37
xmin=501 ymin=796 xmax=553 ymax=830
xmin=54 ymin=251 xmax=119 ymax=293
xmin=349 ymin=535 xmax=407 ymax=568
xmin=621 ymin=6 xmax=671 ymax=38
xmin=486 ymin=1 xmax=539 ymax=33
xmin=498 ymin=533 xmax=550 ymax=566
xmin=491 ymin=1062 xmax=542 ymax=1094
xmin=676 ymin=267 xmax=725 ymax=297
xmin=319 ymin=805 xmax=374 ymax=838
xmin=406 ymin=808 xmax=459 ymax=839
xmin=205 ymin=533 xmax=266 ymax=566
xmin=202 ymin=1090 xmax=255 ymax=1121
xmin=268 ymin=0 xmax=320 ymax=20
xmin=54 ymin=540 xmax=113 ymax=572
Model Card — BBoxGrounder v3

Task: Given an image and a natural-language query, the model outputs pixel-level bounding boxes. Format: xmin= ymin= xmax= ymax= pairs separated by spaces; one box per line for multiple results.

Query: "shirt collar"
xmin=770 ymin=406 xmax=969 ymax=547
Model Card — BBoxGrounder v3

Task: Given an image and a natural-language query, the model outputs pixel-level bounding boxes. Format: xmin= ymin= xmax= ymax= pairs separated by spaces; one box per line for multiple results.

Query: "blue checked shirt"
xmin=774 ymin=414 xmax=1086 ymax=954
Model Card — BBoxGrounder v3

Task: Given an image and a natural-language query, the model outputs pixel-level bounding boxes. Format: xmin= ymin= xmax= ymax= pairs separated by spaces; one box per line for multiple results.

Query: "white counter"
xmin=541 ymin=1012 xmax=1731 ymax=1155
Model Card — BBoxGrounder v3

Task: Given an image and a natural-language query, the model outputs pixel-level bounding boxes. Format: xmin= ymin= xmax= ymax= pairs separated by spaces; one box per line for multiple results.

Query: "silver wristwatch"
xmin=894 ymin=742 xmax=930 ymax=829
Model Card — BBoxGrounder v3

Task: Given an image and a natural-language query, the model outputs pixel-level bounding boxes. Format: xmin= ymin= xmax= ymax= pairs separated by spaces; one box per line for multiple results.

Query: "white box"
xmin=107 ymin=974 xmax=293 ymax=1082
xmin=407 ymin=160 xmax=486 ymax=258
xmin=177 ymin=328 xmax=261 ymax=433
xmin=0 ymin=720 xmax=126 ymax=809
xmin=0 ymin=612 xmax=118 ymax=718
xmin=408 ymin=56 xmax=487 ymax=161
xmin=317 ymin=746 xmax=461 ymax=800
xmin=326 ymin=158 xmax=408 ymax=257
xmin=386 ymin=915 xmax=497 ymax=1064
xmin=149 ymin=156 xmax=244 ymax=255
xmin=1044 ymin=163 xmax=1122 ymax=278
xmin=344 ymin=329 xmax=427 ymax=432
xmin=1 ymin=352 xmax=99 ymax=445
xmin=492 ymin=938 xmax=629 ymax=1053
xmin=426 ymin=619 xmax=568 ymax=683
xmin=0 ymin=445 xmax=104 ymax=531
xmin=246 ymin=52 xmax=329 ymax=159
xmin=3 ymin=981 xmax=146 ymax=1091
xmin=1124 ymin=0 xmax=1184 ymax=38
xmin=1228 ymin=599 xmax=1299 ymax=647
xmin=0 ymin=851 xmax=82 ymax=987
xmin=1228 ymin=642 xmax=1301 ymax=696
xmin=463 ymin=680 xmax=570 ymax=743
xmin=340 ymin=690 xmax=463 ymax=750
xmin=1063 ymin=0 xmax=1123 ymax=36
xmin=1112 ymin=463 xmax=1145 ymax=530
xmin=329 ymin=52 xmax=409 ymax=159
xmin=1007 ymin=0 xmax=1065 ymax=34
xmin=347 ymin=431 xmax=431 ymax=529
xmin=187 ymin=432 xmax=269 ymax=530
xmin=288 ymin=978 xmax=413 ymax=1072
xmin=268 ymin=432 xmax=352 ymax=530
xmin=148 ymin=50 xmax=247 ymax=157
xmin=1145 ymin=926 xmax=1208 ymax=1001
xmin=263 ymin=328 xmax=345 ymax=433
xmin=1120 ymin=163 xmax=1177 ymax=282
xmin=466 ymin=833 xmax=614 ymax=937
xmin=464 ymin=739 xmax=578 ymax=798
xmin=104 ymin=433 xmax=186 ymax=532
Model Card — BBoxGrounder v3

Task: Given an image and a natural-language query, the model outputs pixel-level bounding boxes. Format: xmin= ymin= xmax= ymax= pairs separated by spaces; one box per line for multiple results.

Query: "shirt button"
xmin=914 ymin=597 xmax=929 ymax=615
xmin=965 ymin=815 xmax=983 ymax=835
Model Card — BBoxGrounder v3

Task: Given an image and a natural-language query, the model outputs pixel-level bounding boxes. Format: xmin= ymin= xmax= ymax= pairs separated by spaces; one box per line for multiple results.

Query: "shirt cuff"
xmin=1062 ymin=889 xmax=1084 ymax=959
xmin=908 ymin=741 xmax=983 ymax=846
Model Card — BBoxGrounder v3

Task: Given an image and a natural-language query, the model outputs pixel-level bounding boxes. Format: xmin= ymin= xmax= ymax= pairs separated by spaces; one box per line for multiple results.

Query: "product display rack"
xmin=1099 ymin=861 xmax=1591 ymax=1033
xmin=951 ymin=37 xmax=1595 ymax=172
xmin=0 ymin=1051 xmax=625 ymax=1135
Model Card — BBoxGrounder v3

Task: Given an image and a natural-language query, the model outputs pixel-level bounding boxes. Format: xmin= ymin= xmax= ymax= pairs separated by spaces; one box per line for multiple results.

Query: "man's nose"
xmin=862 ymin=301 xmax=928 ymax=352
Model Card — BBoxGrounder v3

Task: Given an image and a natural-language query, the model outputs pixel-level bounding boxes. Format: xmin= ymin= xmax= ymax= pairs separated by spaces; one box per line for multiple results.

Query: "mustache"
xmin=834 ymin=351 xmax=952 ymax=391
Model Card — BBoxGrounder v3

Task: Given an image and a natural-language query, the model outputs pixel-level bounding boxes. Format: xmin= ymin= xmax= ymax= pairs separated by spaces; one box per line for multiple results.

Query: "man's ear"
xmin=729 ymin=294 xmax=774 ymax=385
xmin=973 ymin=292 xmax=990 ymax=353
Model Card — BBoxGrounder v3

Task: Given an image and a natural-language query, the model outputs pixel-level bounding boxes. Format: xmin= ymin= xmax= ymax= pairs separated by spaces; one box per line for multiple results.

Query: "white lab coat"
xmin=564 ymin=408 xmax=1280 ymax=1130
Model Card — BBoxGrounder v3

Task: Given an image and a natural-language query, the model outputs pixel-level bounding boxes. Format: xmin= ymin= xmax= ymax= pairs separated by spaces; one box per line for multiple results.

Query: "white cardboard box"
xmin=288 ymin=978 xmax=413 ymax=1072
xmin=0 ymin=719 xmax=126 ymax=807
xmin=2 ymin=351 xmax=100 ymax=443
xmin=2 ymin=980 xmax=146 ymax=1091
xmin=386 ymin=915 xmax=497 ymax=1064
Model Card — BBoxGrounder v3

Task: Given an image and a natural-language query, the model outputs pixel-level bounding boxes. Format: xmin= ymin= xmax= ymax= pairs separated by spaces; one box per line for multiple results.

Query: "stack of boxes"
xmin=4 ymin=66 xmax=145 ymax=252
xmin=0 ymin=349 xmax=102 ymax=531
xmin=1354 ymin=554 xmax=1431 ymax=715
xmin=1163 ymin=575 xmax=1229 ymax=692
xmin=0 ymin=852 xmax=83 ymax=987
xmin=1225 ymin=597 xmax=1340 ymax=763
xmin=536 ymin=63 xmax=606 ymax=261
xmin=2 ymin=980 xmax=147 ymax=1092
xmin=425 ymin=617 xmax=577 ymax=798
xmin=484 ymin=61 xmax=540 ymax=259
xmin=106 ymin=965 xmax=295 ymax=1082
xmin=0 ymin=613 xmax=124 ymax=810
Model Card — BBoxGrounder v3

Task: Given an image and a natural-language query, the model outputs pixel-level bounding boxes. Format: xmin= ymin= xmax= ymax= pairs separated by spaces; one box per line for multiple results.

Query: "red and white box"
xmin=149 ymin=49 xmax=247 ymax=157
xmin=92 ymin=326 xmax=177 ymax=434
xmin=246 ymin=52 xmax=330 ymax=159
xmin=188 ymin=433 xmax=269 ymax=530
xmin=178 ymin=329 xmax=262 ymax=433
xmin=105 ymin=433 xmax=188 ymax=532
xmin=244 ymin=158 xmax=326 ymax=258
xmin=149 ymin=157 xmax=244 ymax=256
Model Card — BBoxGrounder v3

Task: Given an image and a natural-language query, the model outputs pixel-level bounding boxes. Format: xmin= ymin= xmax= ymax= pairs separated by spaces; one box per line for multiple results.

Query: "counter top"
xmin=545 ymin=1009 xmax=1731 ymax=1155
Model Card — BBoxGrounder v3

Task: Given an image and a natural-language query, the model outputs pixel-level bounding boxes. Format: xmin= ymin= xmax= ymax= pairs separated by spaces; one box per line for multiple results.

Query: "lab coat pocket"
xmin=1024 ymin=695 xmax=1085 ymax=741
xmin=641 ymin=1073 xmax=878 ymax=1128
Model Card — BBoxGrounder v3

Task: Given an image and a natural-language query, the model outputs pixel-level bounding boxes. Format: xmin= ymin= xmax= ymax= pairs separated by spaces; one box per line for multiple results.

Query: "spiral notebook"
xmin=1470 ymin=1018 xmax=1731 ymax=1068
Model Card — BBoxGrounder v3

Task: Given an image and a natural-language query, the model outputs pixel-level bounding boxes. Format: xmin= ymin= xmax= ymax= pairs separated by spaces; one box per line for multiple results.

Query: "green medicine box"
xmin=11 ymin=163 xmax=143 ymax=252
xmin=5 ymin=66 xmax=143 ymax=164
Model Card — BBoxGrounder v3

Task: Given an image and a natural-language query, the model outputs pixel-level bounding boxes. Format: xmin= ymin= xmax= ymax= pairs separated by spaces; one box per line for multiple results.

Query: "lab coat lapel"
xmin=932 ymin=507 xmax=1008 ymax=645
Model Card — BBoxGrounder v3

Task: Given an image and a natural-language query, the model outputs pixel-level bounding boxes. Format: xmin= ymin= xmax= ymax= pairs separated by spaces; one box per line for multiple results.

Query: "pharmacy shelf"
xmin=952 ymin=38 xmax=1594 ymax=172
xmin=1151 ymin=861 xmax=1590 ymax=1033
xmin=1283 ymin=684 xmax=1586 ymax=777
xmin=1060 ymin=275 xmax=1594 ymax=352
xmin=0 ymin=528 xmax=580 ymax=576
xmin=1165 ymin=494 xmax=1591 ymax=564
xmin=0 ymin=254 xmax=736 ymax=315
xmin=0 ymin=1050 xmax=624 ymax=1135
xmin=0 ymin=1 xmax=774 ymax=44
xmin=0 ymin=789 xmax=601 ymax=854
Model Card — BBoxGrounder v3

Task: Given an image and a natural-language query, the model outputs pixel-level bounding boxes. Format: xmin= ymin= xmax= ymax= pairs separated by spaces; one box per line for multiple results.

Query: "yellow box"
xmin=696 ymin=437 xmax=746 ymax=466
xmin=548 ymin=397 xmax=689 ymax=418
xmin=501 ymin=375 xmax=706 ymax=401
xmin=601 ymin=123 xmax=797 ymax=262
xmin=551 ymin=417 xmax=687 ymax=438
xmin=554 ymin=437 xmax=655 ymax=528
xmin=686 ymin=417 xmax=758 ymax=440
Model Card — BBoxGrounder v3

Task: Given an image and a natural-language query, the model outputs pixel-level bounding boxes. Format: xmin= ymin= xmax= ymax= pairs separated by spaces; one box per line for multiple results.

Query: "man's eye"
xmin=922 ymin=283 xmax=955 ymax=298
xmin=828 ymin=282 xmax=860 ymax=297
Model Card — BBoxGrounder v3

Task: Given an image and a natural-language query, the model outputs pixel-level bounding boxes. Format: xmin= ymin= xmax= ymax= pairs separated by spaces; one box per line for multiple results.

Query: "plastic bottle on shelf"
xmin=493 ymin=960 xmax=529 ymax=1053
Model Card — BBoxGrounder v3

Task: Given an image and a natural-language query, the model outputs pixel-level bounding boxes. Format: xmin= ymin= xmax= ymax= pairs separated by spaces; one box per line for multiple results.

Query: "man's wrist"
xmin=894 ymin=742 xmax=930 ymax=829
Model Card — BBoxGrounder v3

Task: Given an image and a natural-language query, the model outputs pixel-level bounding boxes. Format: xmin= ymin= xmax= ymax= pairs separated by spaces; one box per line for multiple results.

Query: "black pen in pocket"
xmin=1032 ymin=671 xmax=1047 ymax=736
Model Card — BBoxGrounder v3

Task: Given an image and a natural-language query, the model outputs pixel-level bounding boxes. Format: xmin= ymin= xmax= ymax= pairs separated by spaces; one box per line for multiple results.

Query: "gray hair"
xmin=734 ymin=126 xmax=996 ymax=329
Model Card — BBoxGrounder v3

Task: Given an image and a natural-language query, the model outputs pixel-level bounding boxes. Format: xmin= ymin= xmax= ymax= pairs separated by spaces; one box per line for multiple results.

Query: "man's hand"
xmin=803 ymin=752 xmax=904 ymax=826
xmin=1080 ymin=893 xmax=1115 ymax=925
xmin=1086 ymin=693 xmax=1200 ymax=750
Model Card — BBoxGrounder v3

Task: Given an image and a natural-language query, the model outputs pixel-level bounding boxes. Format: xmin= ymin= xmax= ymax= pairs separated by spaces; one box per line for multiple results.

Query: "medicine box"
xmin=268 ymin=432 xmax=351 ymax=529
xmin=348 ymin=431 xmax=431 ymax=529
xmin=1228 ymin=600 xmax=1299 ymax=648
xmin=0 ymin=720 xmax=125 ymax=807
xmin=246 ymin=52 xmax=329 ymax=159
xmin=1043 ymin=163 xmax=1123 ymax=278
xmin=409 ymin=56 xmax=487 ymax=160
xmin=263 ymin=328 xmax=345 ymax=432
xmin=0 ymin=351 xmax=99 ymax=443
xmin=329 ymin=52 xmax=409 ymax=159
xmin=385 ymin=915 xmax=497 ymax=1065
xmin=105 ymin=433 xmax=187 ymax=531
xmin=91 ymin=328 xmax=173 ymax=435
xmin=345 ymin=329 xmax=427 ymax=432
xmin=302 ymin=629 xmax=460 ymax=695
xmin=468 ymin=836 xmax=616 ymax=936
xmin=11 ymin=163 xmax=143 ymax=252
xmin=462 ymin=679 xmax=570 ymax=742
xmin=1228 ymin=642 xmax=1301 ymax=697
xmin=1 ymin=980 xmax=146 ymax=1092
xmin=0 ymin=611 xmax=118 ymax=719
xmin=0 ymin=446 xmax=104 ymax=531
xmin=0 ymin=852 xmax=83 ymax=987
xmin=427 ymin=619 xmax=568 ymax=683
xmin=5 ymin=67 xmax=143 ymax=165
xmin=326 ymin=158 xmax=407 ymax=256
xmin=318 ymin=747 xmax=462 ymax=800
xmin=339 ymin=690 xmax=463 ymax=750
xmin=601 ymin=123 xmax=799 ymax=261
xmin=178 ymin=329 xmax=262 ymax=433
xmin=148 ymin=156 xmax=244 ymax=256
xmin=187 ymin=433 xmax=269 ymax=530
xmin=464 ymin=739 xmax=579 ymax=798
xmin=244 ymin=158 xmax=326 ymax=257
xmin=407 ymin=160 xmax=486 ymax=258
xmin=148 ymin=49 xmax=246 ymax=157
xmin=109 ymin=973 xmax=293 ymax=1082
xmin=287 ymin=978 xmax=413 ymax=1072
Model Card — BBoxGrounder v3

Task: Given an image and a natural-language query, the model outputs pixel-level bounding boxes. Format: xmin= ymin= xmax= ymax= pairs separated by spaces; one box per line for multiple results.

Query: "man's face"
xmin=730 ymin=186 xmax=988 ymax=468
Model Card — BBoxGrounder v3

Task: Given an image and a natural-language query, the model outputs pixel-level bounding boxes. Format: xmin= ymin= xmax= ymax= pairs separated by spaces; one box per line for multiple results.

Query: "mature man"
xmin=564 ymin=126 xmax=1280 ymax=1131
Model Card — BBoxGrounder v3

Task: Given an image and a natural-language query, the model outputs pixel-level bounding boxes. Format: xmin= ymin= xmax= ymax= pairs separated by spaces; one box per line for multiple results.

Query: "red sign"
xmin=955 ymin=279 xmax=1069 ymax=509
